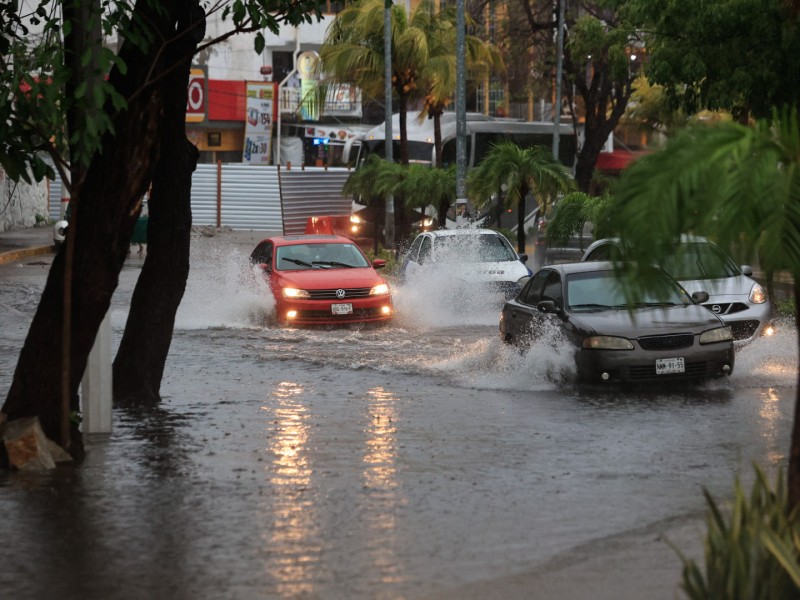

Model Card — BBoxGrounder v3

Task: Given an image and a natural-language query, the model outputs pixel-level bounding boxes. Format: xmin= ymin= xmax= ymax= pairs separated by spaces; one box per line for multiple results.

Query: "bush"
xmin=674 ymin=467 xmax=800 ymax=600
xmin=365 ymin=247 xmax=399 ymax=275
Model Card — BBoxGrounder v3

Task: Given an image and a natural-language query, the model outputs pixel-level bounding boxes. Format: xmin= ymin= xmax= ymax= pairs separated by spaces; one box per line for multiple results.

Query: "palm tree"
xmin=611 ymin=106 xmax=800 ymax=509
xmin=545 ymin=191 xmax=613 ymax=251
xmin=320 ymin=0 xmax=422 ymax=165
xmin=467 ymin=141 xmax=576 ymax=253
xmin=414 ymin=2 xmax=503 ymax=168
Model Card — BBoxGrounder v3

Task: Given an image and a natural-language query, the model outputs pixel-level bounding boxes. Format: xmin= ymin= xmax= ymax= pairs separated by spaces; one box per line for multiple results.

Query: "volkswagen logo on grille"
xmin=336 ymin=289 xmax=346 ymax=299
xmin=712 ymin=304 xmax=722 ymax=313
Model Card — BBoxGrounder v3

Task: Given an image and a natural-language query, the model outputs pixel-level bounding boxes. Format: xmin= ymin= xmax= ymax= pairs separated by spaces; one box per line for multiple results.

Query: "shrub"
xmin=673 ymin=467 xmax=800 ymax=600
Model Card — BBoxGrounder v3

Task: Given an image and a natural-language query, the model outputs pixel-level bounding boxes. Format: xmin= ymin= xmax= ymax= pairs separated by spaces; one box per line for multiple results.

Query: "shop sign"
xmin=186 ymin=67 xmax=207 ymax=123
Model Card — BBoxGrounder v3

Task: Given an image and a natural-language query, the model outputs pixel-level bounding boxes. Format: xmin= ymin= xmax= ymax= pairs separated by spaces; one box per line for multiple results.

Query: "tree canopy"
xmin=630 ymin=0 xmax=800 ymax=121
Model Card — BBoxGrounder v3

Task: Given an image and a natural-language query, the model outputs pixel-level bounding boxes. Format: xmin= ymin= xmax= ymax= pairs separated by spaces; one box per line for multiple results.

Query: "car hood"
xmin=440 ymin=260 xmax=529 ymax=283
xmin=571 ymin=304 xmax=726 ymax=338
xmin=274 ymin=268 xmax=385 ymax=290
xmin=677 ymin=275 xmax=756 ymax=300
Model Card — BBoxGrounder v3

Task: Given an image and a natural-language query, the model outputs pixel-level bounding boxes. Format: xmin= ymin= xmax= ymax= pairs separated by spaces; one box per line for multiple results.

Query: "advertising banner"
xmin=243 ymin=81 xmax=275 ymax=164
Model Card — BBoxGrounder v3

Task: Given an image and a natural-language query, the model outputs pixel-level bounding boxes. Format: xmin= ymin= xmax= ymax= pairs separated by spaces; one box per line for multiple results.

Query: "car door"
xmin=503 ymin=268 xmax=556 ymax=342
xmin=405 ymin=234 xmax=432 ymax=280
xmin=250 ymin=241 xmax=274 ymax=268
xmin=400 ymin=234 xmax=424 ymax=278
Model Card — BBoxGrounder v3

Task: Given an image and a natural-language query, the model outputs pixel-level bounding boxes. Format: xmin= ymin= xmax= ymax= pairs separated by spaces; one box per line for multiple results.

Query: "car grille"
xmin=307 ymin=287 xmax=372 ymax=300
xmin=637 ymin=334 xmax=694 ymax=351
xmin=702 ymin=302 xmax=749 ymax=316
xmin=729 ymin=319 xmax=760 ymax=340
xmin=294 ymin=307 xmax=387 ymax=321
xmin=625 ymin=361 xmax=710 ymax=380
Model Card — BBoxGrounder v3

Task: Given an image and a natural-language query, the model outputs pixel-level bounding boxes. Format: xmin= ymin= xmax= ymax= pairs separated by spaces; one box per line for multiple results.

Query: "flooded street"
xmin=1 ymin=232 xmax=797 ymax=599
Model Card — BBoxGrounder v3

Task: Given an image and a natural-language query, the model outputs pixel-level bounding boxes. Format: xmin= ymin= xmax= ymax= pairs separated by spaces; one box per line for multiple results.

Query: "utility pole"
xmin=552 ymin=0 xmax=565 ymax=161
xmin=455 ymin=0 xmax=467 ymax=212
xmin=384 ymin=0 xmax=395 ymax=249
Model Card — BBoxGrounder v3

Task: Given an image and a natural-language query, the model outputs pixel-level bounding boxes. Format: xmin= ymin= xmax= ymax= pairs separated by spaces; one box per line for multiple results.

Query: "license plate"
xmin=656 ymin=357 xmax=685 ymax=375
xmin=331 ymin=303 xmax=353 ymax=315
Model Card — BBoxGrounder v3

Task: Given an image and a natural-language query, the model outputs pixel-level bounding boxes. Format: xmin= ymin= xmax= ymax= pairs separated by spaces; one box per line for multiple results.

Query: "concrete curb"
xmin=0 ymin=245 xmax=55 ymax=266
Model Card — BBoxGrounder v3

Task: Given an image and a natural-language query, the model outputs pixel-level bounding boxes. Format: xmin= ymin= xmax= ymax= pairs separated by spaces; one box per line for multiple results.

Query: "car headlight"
xmin=582 ymin=336 xmax=634 ymax=350
xmin=699 ymin=327 xmax=733 ymax=344
xmin=369 ymin=283 xmax=390 ymax=296
xmin=749 ymin=283 xmax=767 ymax=304
xmin=282 ymin=287 xmax=310 ymax=299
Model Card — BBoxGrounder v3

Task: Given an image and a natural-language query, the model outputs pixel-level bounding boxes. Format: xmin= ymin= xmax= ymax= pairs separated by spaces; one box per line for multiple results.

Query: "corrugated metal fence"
xmin=48 ymin=164 xmax=355 ymax=233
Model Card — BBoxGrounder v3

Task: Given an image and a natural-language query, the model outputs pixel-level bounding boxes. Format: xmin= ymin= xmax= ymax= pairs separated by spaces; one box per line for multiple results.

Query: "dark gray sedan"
xmin=499 ymin=261 xmax=735 ymax=383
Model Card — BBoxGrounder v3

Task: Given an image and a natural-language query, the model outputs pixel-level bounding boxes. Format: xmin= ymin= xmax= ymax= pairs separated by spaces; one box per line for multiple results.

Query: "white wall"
xmin=0 ymin=169 xmax=50 ymax=232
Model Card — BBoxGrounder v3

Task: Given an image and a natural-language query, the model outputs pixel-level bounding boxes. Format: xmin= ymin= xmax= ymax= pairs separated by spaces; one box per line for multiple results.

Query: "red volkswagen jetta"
xmin=250 ymin=234 xmax=393 ymax=326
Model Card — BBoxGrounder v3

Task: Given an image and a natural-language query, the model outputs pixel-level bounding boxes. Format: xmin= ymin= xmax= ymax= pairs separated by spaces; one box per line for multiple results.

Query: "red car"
xmin=250 ymin=234 xmax=393 ymax=326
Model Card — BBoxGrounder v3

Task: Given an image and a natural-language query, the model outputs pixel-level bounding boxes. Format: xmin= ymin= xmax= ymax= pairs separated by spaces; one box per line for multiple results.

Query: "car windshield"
xmin=566 ymin=269 xmax=692 ymax=311
xmin=275 ymin=243 xmax=370 ymax=270
xmin=660 ymin=242 xmax=739 ymax=280
xmin=433 ymin=233 xmax=518 ymax=262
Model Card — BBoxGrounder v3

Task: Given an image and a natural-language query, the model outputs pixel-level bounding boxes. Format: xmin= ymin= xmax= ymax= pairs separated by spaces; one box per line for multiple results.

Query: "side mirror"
xmin=372 ymin=258 xmax=386 ymax=269
xmin=258 ymin=263 xmax=271 ymax=273
xmin=518 ymin=253 xmax=529 ymax=264
xmin=538 ymin=300 xmax=558 ymax=314
xmin=741 ymin=265 xmax=753 ymax=276
xmin=691 ymin=291 xmax=709 ymax=304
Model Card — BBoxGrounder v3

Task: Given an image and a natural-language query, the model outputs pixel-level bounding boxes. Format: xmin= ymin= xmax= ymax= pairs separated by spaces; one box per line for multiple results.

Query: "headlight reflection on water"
xmin=362 ymin=386 xmax=405 ymax=585
xmin=261 ymin=381 xmax=320 ymax=597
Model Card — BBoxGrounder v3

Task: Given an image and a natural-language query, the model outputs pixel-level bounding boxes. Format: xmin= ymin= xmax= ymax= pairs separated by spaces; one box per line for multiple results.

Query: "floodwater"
xmin=0 ymin=233 xmax=797 ymax=600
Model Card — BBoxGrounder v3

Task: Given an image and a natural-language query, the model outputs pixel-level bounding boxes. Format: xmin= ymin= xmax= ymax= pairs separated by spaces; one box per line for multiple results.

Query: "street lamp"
xmin=455 ymin=0 xmax=467 ymax=210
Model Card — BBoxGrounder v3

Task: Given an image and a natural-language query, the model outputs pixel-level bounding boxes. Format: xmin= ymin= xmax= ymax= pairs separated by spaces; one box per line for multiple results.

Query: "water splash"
xmin=174 ymin=239 xmax=274 ymax=330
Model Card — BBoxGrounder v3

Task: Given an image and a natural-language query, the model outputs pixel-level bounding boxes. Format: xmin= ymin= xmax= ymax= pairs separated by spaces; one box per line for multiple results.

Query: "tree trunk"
xmin=1 ymin=0 xmax=190 ymax=452
xmin=788 ymin=279 xmax=800 ymax=510
xmin=1 ymin=97 xmax=160 ymax=450
xmin=394 ymin=92 xmax=410 ymax=246
xmin=113 ymin=1 xmax=204 ymax=405
xmin=433 ymin=110 xmax=450 ymax=227
xmin=517 ymin=185 xmax=529 ymax=253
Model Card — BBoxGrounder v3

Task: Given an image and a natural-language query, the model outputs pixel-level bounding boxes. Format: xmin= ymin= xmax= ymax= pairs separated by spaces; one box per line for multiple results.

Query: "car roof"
xmin=256 ymin=234 xmax=354 ymax=247
xmin=542 ymin=261 xmax=620 ymax=275
xmin=422 ymin=228 xmax=505 ymax=238
xmin=588 ymin=234 xmax=711 ymax=249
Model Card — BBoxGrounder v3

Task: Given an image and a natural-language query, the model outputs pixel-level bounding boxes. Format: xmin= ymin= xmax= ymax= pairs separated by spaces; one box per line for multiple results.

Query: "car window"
xmin=520 ymin=270 xmax=550 ymax=305
xmin=433 ymin=233 xmax=518 ymax=262
xmin=406 ymin=235 xmax=423 ymax=262
xmin=660 ymin=242 xmax=739 ymax=280
xmin=541 ymin=271 xmax=563 ymax=308
xmin=250 ymin=241 xmax=273 ymax=265
xmin=585 ymin=243 xmax=622 ymax=262
xmin=275 ymin=243 xmax=369 ymax=270
xmin=566 ymin=269 xmax=691 ymax=310
xmin=418 ymin=236 xmax=432 ymax=264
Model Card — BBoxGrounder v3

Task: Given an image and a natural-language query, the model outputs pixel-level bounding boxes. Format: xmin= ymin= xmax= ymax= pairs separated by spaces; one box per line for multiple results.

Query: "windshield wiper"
xmin=282 ymin=257 xmax=313 ymax=267
xmin=632 ymin=301 xmax=680 ymax=307
xmin=570 ymin=303 xmax=613 ymax=311
xmin=313 ymin=261 xmax=354 ymax=268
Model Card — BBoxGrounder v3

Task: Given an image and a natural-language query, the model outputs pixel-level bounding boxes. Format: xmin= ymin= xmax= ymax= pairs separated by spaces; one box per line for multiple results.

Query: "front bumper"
xmin=575 ymin=342 xmax=735 ymax=383
xmin=274 ymin=296 xmax=393 ymax=326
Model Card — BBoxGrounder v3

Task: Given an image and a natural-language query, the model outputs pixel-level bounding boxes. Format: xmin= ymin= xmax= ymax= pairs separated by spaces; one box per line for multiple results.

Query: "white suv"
xmin=400 ymin=228 xmax=531 ymax=299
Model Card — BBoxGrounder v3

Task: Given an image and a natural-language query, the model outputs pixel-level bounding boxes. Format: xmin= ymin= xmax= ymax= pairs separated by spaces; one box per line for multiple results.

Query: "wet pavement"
xmin=0 ymin=227 xmax=797 ymax=599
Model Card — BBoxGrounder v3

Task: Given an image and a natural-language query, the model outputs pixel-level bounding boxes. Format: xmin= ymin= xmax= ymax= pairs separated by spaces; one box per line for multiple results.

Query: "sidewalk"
xmin=0 ymin=226 xmax=56 ymax=265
